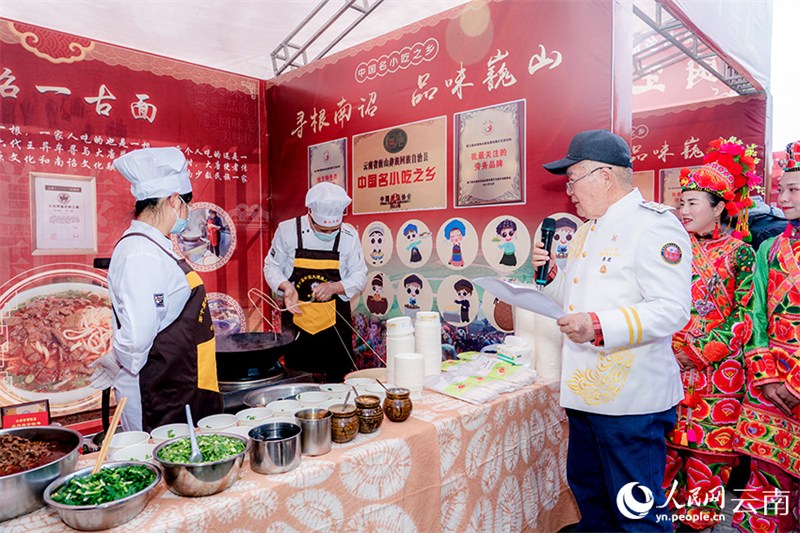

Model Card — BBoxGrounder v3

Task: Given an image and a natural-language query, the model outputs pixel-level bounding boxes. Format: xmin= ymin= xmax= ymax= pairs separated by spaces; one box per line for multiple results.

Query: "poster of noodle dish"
xmin=0 ymin=266 xmax=111 ymax=418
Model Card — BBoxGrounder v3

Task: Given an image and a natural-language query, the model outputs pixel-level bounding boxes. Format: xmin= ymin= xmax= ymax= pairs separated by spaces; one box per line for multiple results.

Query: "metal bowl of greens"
xmin=153 ymin=433 xmax=248 ymax=497
xmin=43 ymin=462 xmax=161 ymax=531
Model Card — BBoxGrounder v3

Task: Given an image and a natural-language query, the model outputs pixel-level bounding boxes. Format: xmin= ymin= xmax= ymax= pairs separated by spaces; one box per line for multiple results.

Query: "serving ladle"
xmin=185 ymin=404 xmax=204 ymax=463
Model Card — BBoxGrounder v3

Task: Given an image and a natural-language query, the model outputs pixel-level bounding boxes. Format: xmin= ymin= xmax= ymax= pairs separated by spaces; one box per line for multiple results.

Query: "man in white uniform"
xmin=532 ymin=130 xmax=691 ymax=531
xmin=264 ymin=183 xmax=366 ymax=382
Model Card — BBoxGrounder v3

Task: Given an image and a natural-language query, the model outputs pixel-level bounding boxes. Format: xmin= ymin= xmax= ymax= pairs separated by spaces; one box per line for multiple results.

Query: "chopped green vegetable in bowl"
xmin=157 ymin=434 xmax=246 ymax=464
xmin=50 ymin=465 xmax=156 ymax=506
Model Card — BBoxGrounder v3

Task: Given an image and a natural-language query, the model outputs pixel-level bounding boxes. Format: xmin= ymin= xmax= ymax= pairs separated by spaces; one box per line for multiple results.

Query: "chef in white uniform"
xmin=90 ymin=147 xmax=222 ymax=431
xmin=531 ymin=130 xmax=691 ymax=531
xmin=264 ymin=182 xmax=366 ymax=382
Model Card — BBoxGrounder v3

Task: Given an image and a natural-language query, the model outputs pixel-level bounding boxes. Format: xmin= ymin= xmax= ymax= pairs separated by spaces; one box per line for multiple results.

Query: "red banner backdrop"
xmin=632 ymin=94 xmax=768 ymax=204
xmin=0 ymin=19 xmax=267 ymax=329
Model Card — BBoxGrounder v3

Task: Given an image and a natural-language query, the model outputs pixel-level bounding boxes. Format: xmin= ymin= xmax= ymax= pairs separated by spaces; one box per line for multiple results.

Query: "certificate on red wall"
xmin=455 ymin=100 xmax=525 ymax=207
xmin=308 ymin=137 xmax=347 ymax=191
xmin=351 ymin=116 xmax=447 ymax=214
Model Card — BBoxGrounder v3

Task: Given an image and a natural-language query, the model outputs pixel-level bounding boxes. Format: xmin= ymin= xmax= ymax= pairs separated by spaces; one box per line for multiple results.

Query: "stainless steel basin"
xmin=242 ymin=383 xmax=320 ymax=408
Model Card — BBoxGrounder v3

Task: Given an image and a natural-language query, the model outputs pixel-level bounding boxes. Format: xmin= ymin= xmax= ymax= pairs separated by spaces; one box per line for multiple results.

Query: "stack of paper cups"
xmin=386 ymin=316 xmax=415 ymax=384
xmin=414 ymin=311 xmax=442 ymax=376
xmin=393 ymin=352 xmax=425 ymax=396
xmin=534 ymin=313 xmax=563 ymax=379
xmin=513 ymin=307 xmax=538 ymax=370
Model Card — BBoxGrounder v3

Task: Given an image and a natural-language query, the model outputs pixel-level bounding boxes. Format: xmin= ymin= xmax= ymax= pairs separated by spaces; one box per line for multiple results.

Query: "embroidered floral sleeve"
xmin=682 ymin=243 xmax=756 ymax=369
xmin=745 ymin=238 xmax=780 ymax=386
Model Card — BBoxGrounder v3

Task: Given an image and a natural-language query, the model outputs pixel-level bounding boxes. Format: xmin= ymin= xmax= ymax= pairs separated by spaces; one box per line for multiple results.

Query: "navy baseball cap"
xmin=543 ymin=130 xmax=633 ymax=175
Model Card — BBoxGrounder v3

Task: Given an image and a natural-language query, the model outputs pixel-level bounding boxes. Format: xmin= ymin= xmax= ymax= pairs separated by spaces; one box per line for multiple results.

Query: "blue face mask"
xmin=315 ymin=229 xmax=339 ymax=242
xmin=169 ymin=198 xmax=189 ymax=234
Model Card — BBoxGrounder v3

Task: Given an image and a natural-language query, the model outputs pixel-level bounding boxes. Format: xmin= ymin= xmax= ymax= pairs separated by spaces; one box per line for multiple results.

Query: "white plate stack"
xmin=415 ymin=311 xmax=442 ymax=376
xmin=393 ymin=352 xmax=425 ymax=397
xmin=513 ymin=307 xmax=538 ymax=369
xmin=386 ymin=316 xmax=415 ymax=384
xmin=534 ymin=314 xmax=563 ymax=379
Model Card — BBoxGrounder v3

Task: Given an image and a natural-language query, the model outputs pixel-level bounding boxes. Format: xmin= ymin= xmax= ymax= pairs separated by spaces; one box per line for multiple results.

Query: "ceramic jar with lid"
xmin=383 ymin=387 xmax=412 ymax=422
xmin=355 ymin=395 xmax=383 ymax=433
xmin=330 ymin=404 xmax=359 ymax=443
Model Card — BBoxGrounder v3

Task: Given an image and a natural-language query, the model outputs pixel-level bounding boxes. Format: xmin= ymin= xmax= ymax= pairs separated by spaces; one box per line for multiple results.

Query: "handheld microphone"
xmin=535 ymin=218 xmax=556 ymax=285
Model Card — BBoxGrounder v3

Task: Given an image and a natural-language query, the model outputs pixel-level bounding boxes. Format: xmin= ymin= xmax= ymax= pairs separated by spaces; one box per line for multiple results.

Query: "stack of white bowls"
xmin=386 ymin=316 xmax=415 ymax=384
xmin=414 ymin=311 xmax=442 ymax=376
xmin=393 ymin=352 xmax=425 ymax=397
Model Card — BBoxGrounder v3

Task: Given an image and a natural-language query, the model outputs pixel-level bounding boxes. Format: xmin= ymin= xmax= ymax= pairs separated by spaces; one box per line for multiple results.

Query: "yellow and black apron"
xmin=284 ymin=217 xmax=355 ymax=381
xmin=114 ymin=233 xmax=223 ymax=433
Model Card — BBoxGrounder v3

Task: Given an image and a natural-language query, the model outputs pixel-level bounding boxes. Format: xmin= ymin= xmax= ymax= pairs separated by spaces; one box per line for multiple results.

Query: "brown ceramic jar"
xmin=330 ymin=404 xmax=359 ymax=443
xmin=383 ymin=387 xmax=412 ymax=422
xmin=355 ymin=395 xmax=383 ymax=433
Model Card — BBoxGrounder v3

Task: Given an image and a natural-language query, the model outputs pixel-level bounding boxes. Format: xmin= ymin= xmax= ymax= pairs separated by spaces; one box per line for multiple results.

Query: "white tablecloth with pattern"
xmin=3 ymin=378 xmax=579 ymax=532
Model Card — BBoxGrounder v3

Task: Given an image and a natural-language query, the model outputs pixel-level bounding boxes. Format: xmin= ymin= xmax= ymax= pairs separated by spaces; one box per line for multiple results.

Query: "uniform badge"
xmin=660 ymin=243 xmax=682 ymax=264
xmin=640 ymin=201 xmax=673 ymax=214
xmin=153 ymin=293 xmax=165 ymax=307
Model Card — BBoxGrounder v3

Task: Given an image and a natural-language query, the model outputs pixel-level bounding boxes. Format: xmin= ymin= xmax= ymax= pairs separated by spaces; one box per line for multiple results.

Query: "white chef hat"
xmin=306 ymin=182 xmax=351 ymax=227
xmin=114 ymin=147 xmax=191 ymax=201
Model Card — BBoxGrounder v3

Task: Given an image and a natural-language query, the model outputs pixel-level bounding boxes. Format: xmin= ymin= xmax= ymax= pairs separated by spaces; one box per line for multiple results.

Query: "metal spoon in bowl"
xmin=341 ymin=390 xmax=352 ymax=412
xmin=185 ymin=404 xmax=204 ymax=463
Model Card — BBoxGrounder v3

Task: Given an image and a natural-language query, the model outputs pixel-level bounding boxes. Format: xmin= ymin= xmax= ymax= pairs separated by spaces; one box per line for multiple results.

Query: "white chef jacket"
xmin=544 ymin=189 xmax=691 ymax=415
xmin=264 ymin=215 xmax=367 ymax=301
xmin=108 ymin=220 xmax=190 ymax=430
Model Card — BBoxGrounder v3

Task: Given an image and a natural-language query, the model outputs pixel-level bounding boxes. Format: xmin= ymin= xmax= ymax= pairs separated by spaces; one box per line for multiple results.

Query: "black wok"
xmin=215 ymin=329 xmax=296 ymax=382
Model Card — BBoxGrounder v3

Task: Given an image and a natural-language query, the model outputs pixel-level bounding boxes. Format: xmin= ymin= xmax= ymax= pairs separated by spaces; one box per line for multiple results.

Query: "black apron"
xmin=284 ymin=217 xmax=355 ymax=381
xmin=113 ymin=233 xmax=223 ymax=432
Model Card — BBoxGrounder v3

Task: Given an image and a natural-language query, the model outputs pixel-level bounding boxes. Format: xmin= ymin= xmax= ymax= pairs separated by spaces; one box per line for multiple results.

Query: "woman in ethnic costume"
xmin=732 ymin=140 xmax=800 ymax=533
xmin=664 ymin=138 xmax=759 ymax=530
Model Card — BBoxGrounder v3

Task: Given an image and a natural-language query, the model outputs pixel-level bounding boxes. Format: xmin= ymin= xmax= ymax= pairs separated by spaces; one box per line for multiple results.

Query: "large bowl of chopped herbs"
xmin=43 ymin=461 xmax=161 ymax=530
xmin=153 ymin=433 xmax=248 ymax=497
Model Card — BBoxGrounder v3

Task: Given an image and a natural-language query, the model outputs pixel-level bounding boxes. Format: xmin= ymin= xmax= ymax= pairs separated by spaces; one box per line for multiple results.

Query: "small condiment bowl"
xmin=150 ymin=423 xmax=190 ymax=445
xmin=319 ymin=383 xmax=350 ymax=399
xmin=355 ymin=394 xmax=383 ymax=434
xmin=197 ymin=414 xmax=237 ymax=433
xmin=267 ymin=399 xmax=303 ymax=415
xmin=297 ymin=391 xmax=331 ymax=406
xmin=224 ymin=426 xmax=255 ymax=439
xmin=44 ymin=461 xmax=161 ymax=530
xmin=108 ymin=431 xmax=150 ymax=457
xmin=344 ymin=377 xmax=375 ymax=389
xmin=235 ymin=408 xmax=274 ymax=427
xmin=112 ymin=443 xmax=158 ymax=464
xmin=329 ymin=403 xmax=359 ymax=443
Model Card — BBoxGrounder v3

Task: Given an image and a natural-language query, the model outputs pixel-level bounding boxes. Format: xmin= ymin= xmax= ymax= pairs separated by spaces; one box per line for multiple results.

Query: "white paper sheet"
xmin=475 ymin=277 xmax=565 ymax=319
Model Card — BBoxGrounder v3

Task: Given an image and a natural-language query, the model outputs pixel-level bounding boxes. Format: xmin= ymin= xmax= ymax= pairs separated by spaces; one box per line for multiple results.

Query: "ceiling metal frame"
xmin=632 ymin=2 xmax=758 ymax=95
xmin=271 ymin=0 xmax=386 ymax=76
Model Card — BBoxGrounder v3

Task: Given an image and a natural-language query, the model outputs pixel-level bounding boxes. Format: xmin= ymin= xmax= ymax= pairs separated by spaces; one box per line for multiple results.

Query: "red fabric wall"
xmin=0 ymin=20 xmax=267 ymax=328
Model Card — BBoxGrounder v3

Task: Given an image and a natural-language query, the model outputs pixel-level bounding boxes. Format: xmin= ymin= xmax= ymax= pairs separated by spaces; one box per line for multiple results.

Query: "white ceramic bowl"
xmin=297 ymin=391 xmax=331 ymax=406
xmin=108 ymin=431 xmax=150 ymax=456
xmin=197 ymin=413 xmax=237 ymax=432
xmin=319 ymin=383 xmax=350 ymax=398
xmin=224 ymin=426 xmax=256 ymax=439
xmin=365 ymin=383 xmax=392 ymax=402
xmin=266 ymin=399 xmax=303 ymax=415
xmin=235 ymin=407 xmax=274 ymax=427
xmin=150 ymin=423 xmax=190 ymax=444
xmin=112 ymin=443 xmax=157 ymax=463
xmin=344 ymin=378 xmax=375 ymax=391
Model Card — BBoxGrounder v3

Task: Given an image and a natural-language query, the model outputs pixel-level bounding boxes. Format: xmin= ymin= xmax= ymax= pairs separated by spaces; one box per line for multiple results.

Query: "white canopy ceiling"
xmin=0 ymin=0 xmax=470 ymax=79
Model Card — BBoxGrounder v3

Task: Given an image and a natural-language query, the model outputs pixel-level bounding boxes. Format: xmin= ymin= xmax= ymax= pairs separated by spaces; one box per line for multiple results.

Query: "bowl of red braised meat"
xmin=0 ymin=426 xmax=82 ymax=521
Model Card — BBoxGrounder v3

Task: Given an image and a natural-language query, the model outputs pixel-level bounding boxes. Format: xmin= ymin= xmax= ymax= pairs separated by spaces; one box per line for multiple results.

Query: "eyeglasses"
xmin=565 ymin=166 xmax=611 ymax=193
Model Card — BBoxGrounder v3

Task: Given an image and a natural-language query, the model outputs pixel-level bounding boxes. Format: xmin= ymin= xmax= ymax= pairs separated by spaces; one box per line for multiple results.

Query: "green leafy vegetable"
xmin=166 ymin=429 xmax=175 ymax=438
xmin=157 ymin=434 xmax=245 ymax=464
xmin=50 ymin=465 xmax=156 ymax=506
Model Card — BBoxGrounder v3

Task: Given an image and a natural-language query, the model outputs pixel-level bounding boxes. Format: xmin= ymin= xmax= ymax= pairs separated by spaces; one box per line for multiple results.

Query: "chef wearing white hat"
xmin=89 ymin=147 xmax=223 ymax=431
xmin=264 ymin=182 xmax=367 ymax=381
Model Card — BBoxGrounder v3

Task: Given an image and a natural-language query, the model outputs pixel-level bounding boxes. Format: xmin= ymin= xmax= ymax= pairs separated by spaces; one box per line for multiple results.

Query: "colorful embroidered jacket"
xmin=733 ymin=232 xmax=800 ymax=476
xmin=668 ymin=233 xmax=755 ymax=455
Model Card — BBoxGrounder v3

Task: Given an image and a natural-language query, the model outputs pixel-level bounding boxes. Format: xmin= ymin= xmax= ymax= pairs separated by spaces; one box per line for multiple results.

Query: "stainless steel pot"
xmin=294 ymin=408 xmax=332 ymax=456
xmin=242 ymin=383 xmax=320 ymax=408
xmin=0 ymin=426 xmax=82 ymax=522
xmin=248 ymin=422 xmax=301 ymax=475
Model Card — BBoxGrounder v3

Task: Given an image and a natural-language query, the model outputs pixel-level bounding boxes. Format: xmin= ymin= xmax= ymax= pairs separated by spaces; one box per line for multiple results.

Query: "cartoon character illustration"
xmin=495 ymin=218 xmax=517 ymax=267
xmin=367 ymin=224 xmax=385 ymax=265
xmin=453 ymin=278 xmax=474 ymax=323
xmin=403 ymin=274 xmax=422 ymax=310
xmin=554 ymin=217 xmax=578 ymax=259
xmin=403 ymin=223 xmax=430 ymax=263
xmin=365 ymin=274 xmax=388 ymax=314
xmin=444 ymin=219 xmax=466 ymax=267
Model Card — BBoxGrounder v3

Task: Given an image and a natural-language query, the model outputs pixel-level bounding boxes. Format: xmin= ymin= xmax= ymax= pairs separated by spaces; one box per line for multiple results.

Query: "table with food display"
xmin=1 ymin=376 xmax=578 ymax=532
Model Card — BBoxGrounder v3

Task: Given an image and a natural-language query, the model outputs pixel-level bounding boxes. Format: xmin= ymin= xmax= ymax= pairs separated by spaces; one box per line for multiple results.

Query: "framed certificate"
xmin=31 ymin=173 xmax=97 ymax=255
